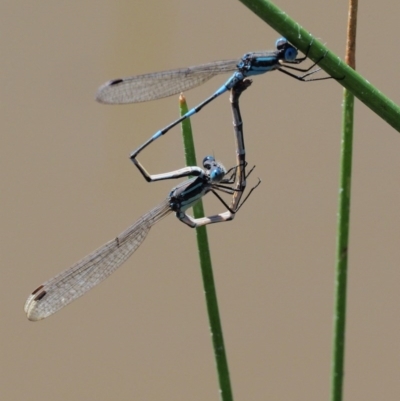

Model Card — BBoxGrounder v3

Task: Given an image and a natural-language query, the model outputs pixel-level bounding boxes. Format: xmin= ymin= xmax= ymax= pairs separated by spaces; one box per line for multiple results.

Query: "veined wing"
xmin=24 ymin=200 xmax=172 ymax=321
xmin=96 ymin=59 xmax=240 ymax=104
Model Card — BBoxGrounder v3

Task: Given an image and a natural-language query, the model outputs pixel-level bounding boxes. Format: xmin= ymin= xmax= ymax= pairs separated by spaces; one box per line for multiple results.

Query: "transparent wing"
xmin=24 ymin=200 xmax=172 ymax=321
xmin=96 ymin=59 xmax=240 ymax=104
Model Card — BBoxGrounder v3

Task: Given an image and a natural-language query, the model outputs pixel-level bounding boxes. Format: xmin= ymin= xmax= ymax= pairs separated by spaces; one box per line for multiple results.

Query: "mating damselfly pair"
xmin=25 ymin=38 xmax=331 ymax=321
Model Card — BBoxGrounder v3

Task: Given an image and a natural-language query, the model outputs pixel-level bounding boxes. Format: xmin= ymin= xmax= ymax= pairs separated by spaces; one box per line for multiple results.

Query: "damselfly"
xmin=24 ymin=80 xmax=259 ymax=321
xmin=96 ymin=38 xmax=331 ymax=148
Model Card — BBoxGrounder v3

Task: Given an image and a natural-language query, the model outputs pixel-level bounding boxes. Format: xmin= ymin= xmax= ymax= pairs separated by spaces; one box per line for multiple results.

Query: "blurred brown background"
xmin=2 ymin=1 xmax=400 ymax=400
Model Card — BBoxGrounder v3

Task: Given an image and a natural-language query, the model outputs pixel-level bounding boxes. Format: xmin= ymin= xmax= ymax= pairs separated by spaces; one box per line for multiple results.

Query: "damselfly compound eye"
xmin=203 ymin=155 xmax=215 ymax=170
xmin=275 ymin=37 xmax=288 ymax=50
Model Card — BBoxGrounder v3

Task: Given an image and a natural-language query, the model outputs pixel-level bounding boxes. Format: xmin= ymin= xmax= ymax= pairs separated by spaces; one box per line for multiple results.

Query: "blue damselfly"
xmin=24 ymin=80 xmax=259 ymax=321
xmin=96 ymin=38 xmax=331 ymax=152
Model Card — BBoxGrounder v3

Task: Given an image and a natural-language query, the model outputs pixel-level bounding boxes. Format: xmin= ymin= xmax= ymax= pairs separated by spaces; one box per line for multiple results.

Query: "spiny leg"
xmin=279 ymin=50 xmax=343 ymax=81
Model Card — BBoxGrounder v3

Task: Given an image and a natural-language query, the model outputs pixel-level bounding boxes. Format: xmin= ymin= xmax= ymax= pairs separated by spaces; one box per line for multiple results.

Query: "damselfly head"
xmin=275 ymin=37 xmax=298 ymax=62
xmin=203 ymin=155 xmax=226 ymax=182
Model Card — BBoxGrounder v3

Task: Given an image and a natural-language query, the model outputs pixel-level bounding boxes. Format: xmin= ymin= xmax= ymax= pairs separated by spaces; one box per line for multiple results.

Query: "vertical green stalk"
xmin=331 ymin=89 xmax=353 ymax=401
xmin=331 ymin=1 xmax=358 ymax=400
xmin=179 ymin=94 xmax=233 ymax=401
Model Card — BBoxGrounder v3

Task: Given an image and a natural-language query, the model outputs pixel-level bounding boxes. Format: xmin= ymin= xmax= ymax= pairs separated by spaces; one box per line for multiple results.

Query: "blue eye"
xmin=284 ymin=47 xmax=297 ymax=61
xmin=210 ymin=167 xmax=224 ymax=182
xmin=275 ymin=37 xmax=287 ymax=49
xmin=203 ymin=155 xmax=215 ymax=169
